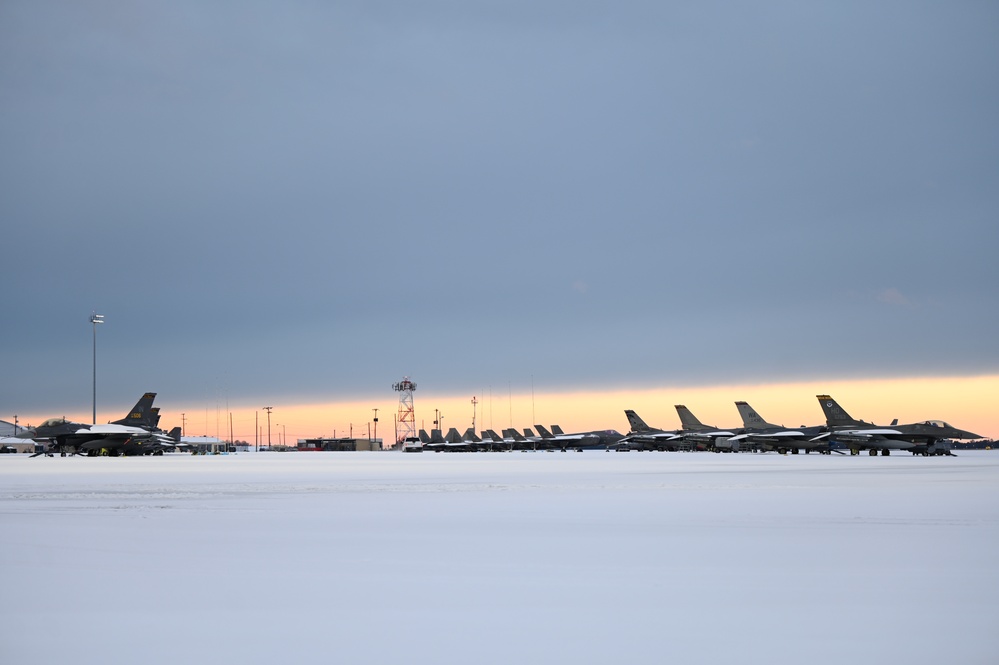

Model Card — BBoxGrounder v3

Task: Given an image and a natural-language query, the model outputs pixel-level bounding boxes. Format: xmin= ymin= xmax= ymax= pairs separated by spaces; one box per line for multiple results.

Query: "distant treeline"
xmin=951 ymin=440 xmax=994 ymax=450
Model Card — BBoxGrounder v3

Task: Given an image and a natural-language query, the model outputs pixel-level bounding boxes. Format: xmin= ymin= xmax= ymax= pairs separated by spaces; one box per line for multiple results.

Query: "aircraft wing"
xmin=836 ymin=428 xmax=904 ymax=436
xmin=685 ymin=430 xmax=737 ymax=439
xmin=554 ymin=433 xmax=600 ymax=443
xmin=730 ymin=430 xmax=805 ymax=441
xmin=539 ymin=432 xmax=602 ymax=449
xmin=80 ymin=424 xmax=151 ymax=436
xmin=820 ymin=429 xmax=916 ymax=450
xmin=630 ymin=431 xmax=683 ymax=441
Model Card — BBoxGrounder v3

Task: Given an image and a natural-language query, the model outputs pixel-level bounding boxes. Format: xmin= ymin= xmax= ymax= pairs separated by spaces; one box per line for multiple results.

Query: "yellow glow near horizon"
xmin=16 ymin=374 xmax=998 ymax=443
xmin=180 ymin=373 xmax=999 ymax=442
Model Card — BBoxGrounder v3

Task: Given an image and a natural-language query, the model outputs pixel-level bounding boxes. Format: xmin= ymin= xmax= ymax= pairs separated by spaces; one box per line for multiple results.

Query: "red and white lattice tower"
xmin=393 ymin=377 xmax=417 ymax=444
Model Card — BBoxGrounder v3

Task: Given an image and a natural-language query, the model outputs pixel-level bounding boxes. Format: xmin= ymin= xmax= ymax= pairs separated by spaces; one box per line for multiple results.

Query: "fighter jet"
xmin=441 ymin=427 xmax=502 ymax=452
xmin=534 ymin=425 xmax=620 ymax=451
xmin=814 ymin=394 xmax=982 ymax=456
xmin=419 ymin=428 xmax=448 ymax=452
xmin=502 ymin=427 xmax=546 ymax=451
xmin=674 ymin=405 xmax=740 ymax=451
xmin=24 ymin=393 xmax=180 ymax=456
xmin=611 ymin=410 xmax=685 ymax=451
xmin=483 ymin=429 xmax=516 ymax=451
xmin=727 ymin=401 xmax=834 ymax=454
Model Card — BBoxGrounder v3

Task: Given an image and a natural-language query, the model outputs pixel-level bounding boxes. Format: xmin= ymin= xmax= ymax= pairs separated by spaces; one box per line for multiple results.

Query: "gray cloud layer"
xmin=3 ymin=1 xmax=997 ymax=414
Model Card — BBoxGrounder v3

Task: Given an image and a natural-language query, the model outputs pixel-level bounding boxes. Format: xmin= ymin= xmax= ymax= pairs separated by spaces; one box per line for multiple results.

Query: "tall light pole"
xmin=90 ymin=312 xmax=104 ymax=423
xmin=263 ymin=406 xmax=273 ymax=450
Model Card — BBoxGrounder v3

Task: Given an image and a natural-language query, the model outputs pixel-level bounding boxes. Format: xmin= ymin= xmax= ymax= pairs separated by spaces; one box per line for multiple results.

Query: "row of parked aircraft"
xmin=615 ymin=396 xmax=983 ymax=456
xmin=405 ymin=395 xmax=983 ymax=456
xmin=408 ymin=424 xmax=622 ymax=453
xmin=12 ymin=393 xmax=183 ymax=456
xmin=14 ymin=391 xmax=982 ymax=458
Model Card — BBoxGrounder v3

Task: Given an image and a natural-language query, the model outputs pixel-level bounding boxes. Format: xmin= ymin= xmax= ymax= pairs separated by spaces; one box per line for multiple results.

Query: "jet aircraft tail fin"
xmin=535 ymin=425 xmax=553 ymax=438
xmin=675 ymin=405 xmax=709 ymax=431
xmin=462 ymin=428 xmax=481 ymax=442
xmin=735 ymin=401 xmax=779 ymax=429
xmin=816 ymin=395 xmax=863 ymax=428
xmin=503 ymin=428 xmax=525 ymax=441
xmin=551 ymin=425 xmax=565 ymax=436
xmin=624 ymin=410 xmax=653 ymax=432
xmin=113 ymin=392 xmax=158 ymax=428
xmin=167 ymin=426 xmax=181 ymax=443
xmin=418 ymin=429 xmax=431 ymax=443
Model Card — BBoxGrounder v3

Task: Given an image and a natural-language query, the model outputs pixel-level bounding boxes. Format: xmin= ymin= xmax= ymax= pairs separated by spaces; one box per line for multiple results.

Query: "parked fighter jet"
xmin=24 ymin=393 xmax=180 ymax=456
xmin=483 ymin=429 xmax=516 ymax=450
xmin=611 ymin=410 xmax=685 ymax=451
xmin=534 ymin=425 xmax=612 ymax=451
xmin=674 ymin=405 xmax=740 ymax=451
xmin=449 ymin=427 xmax=504 ymax=452
xmin=502 ymin=427 xmax=546 ymax=450
xmin=419 ymin=428 xmax=447 ymax=452
xmin=814 ymin=394 xmax=982 ymax=456
xmin=728 ymin=401 xmax=835 ymax=454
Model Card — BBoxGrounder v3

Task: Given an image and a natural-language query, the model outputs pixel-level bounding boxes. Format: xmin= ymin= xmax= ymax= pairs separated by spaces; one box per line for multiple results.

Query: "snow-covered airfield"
xmin=2 ymin=451 xmax=997 ymax=664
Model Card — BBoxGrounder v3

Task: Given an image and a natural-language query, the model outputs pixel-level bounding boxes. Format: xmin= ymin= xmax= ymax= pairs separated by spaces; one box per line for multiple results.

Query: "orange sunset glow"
xmin=21 ymin=373 xmax=991 ymax=445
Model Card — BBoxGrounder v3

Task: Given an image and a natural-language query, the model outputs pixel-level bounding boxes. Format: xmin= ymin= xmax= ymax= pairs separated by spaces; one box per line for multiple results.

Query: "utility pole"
xmin=263 ymin=406 xmax=273 ymax=450
xmin=372 ymin=408 xmax=379 ymax=447
xmin=471 ymin=396 xmax=478 ymax=432
xmin=90 ymin=312 xmax=104 ymax=423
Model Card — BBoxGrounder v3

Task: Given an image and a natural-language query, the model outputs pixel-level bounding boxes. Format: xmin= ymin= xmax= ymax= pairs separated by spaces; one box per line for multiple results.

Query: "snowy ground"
xmin=1 ymin=450 xmax=997 ymax=665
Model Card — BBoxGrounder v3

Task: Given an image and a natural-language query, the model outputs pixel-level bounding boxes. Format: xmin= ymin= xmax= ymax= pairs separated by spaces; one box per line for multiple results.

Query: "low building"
xmin=297 ymin=437 xmax=383 ymax=451
xmin=180 ymin=436 xmax=230 ymax=454
xmin=0 ymin=437 xmax=35 ymax=454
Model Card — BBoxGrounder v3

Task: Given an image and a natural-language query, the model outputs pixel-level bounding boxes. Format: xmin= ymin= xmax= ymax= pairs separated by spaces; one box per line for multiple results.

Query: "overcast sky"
xmin=3 ymin=1 xmax=997 ymax=418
